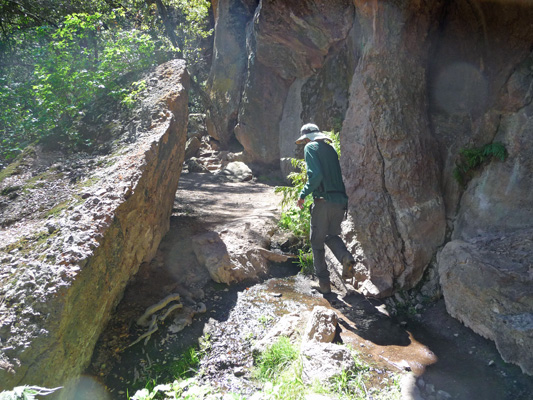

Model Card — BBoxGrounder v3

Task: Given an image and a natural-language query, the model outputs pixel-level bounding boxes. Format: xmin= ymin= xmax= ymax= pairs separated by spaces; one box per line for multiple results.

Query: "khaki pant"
xmin=310 ymin=199 xmax=351 ymax=283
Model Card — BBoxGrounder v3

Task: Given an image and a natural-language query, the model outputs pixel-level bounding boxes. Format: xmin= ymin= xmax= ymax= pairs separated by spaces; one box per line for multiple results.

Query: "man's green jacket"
xmin=298 ymin=140 xmax=348 ymax=205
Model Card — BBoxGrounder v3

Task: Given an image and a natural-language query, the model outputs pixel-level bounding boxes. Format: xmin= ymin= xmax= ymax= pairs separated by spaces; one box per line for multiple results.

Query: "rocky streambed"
xmin=85 ymin=171 xmax=533 ymax=400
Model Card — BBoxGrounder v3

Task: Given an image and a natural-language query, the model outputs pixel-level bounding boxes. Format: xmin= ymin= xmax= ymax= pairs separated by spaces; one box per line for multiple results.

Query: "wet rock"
xmin=400 ymin=372 xmax=424 ymax=400
xmin=436 ymin=390 xmax=452 ymax=400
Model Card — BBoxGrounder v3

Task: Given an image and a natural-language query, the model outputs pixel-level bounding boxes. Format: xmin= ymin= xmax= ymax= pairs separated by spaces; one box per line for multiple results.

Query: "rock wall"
xmin=431 ymin=1 xmax=533 ymax=375
xmin=206 ymin=0 xmax=258 ymax=145
xmin=209 ymin=0 xmax=355 ymax=167
xmin=207 ymin=0 xmax=533 ymax=373
xmin=0 ymin=60 xmax=190 ymax=390
xmin=341 ymin=0 xmax=446 ymax=297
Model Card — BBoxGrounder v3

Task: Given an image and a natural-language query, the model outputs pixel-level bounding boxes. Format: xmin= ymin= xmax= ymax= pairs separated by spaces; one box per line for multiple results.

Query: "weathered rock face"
xmin=342 ymin=0 xmax=446 ymax=297
xmin=209 ymin=0 xmax=355 ymax=167
xmin=0 ymin=60 xmax=189 ymax=391
xmin=431 ymin=1 xmax=533 ymax=376
xmin=191 ymin=200 xmax=284 ymax=284
xmin=206 ymin=0 xmax=258 ymax=144
xmin=207 ymin=0 xmax=533 ymax=373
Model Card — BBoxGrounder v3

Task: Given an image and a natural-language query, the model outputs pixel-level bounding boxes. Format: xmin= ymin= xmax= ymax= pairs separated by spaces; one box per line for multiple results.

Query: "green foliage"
xmin=0 ymin=0 xmax=212 ymax=163
xmin=324 ymin=130 xmax=341 ymax=157
xmin=297 ymin=249 xmax=314 ymax=275
xmin=148 ymin=335 xmax=211 ymax=386
xmin=122 ymin=79 xmax=148 ymax=108
xmin=1 ymin=12 xmax=165 ymax=158
xmin=275 ymin=158 xmax=312 ymax=243
xmin=258 ymin=314 xmax=274 ymax=328
xmin=0 ymin=386 xmax=61 ymax=400
xmin=453 ymin=142 xmax=508 ymax=187
xmin=254 ymin=336 xmax=299 ymax=381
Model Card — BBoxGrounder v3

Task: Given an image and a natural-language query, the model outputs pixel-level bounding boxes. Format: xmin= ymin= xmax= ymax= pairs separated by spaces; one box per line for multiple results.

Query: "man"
xmin=295 ymin=123 xmax=355 ymax=294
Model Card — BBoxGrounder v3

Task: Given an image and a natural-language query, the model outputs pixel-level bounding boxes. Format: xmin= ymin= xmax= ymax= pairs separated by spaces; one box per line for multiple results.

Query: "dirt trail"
xmin=88 ymin=171 xmax=533 ymax=400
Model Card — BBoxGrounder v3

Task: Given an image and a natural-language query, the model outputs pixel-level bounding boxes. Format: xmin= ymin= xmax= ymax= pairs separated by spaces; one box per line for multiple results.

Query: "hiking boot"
xmin=342 ymin=255 xmax=356 ymax=281
xmin=318 ymin=280 xmax=331 ymax=294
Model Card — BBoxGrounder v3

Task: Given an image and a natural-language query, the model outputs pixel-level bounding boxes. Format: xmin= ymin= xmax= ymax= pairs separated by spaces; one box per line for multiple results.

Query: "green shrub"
xmin=1 ymin=11 xmax=171 ymax=160
xmin=453 ymin=142 xmax=508 ymax=187
xmin=297 ymin=249 xmax=314 ymax=275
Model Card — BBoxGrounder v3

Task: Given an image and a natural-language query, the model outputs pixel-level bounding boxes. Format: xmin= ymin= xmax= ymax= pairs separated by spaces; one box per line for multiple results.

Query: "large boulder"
xmin=0 ymin=60 xmax=190 ymax=391
xmin=341 ymin=0 xmax=446 ymax=297
xmin=191 ymin=201 xmax=283 ymax=284
xmin=438 ymin=232 xmax=533 ymax=375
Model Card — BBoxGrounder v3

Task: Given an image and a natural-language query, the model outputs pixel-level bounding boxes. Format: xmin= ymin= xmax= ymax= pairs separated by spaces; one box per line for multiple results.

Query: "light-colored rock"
xmin=214 ymin=161 xmax=253 ymax=182
xmin=252 ymin=312 xmax=309 ymax=355
xmin=300 ymin=342 xmax=354 ymax=384
xmin=192 ymin=231 xmax=279 ymax=285
xmin=191 ymin=231 xmax=235 ymax=284
xmin=304 ymin=306 xmax=338 ymax=343
xmin=438 ymin=231 xmax=533 ymax=375
xmin=400 ymin=372 xmax=424 ymax=400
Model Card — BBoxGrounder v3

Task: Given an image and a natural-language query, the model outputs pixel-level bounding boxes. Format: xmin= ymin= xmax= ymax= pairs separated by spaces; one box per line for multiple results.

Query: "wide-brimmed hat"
xmin=295 ymin=123 xmax=329 ymax=144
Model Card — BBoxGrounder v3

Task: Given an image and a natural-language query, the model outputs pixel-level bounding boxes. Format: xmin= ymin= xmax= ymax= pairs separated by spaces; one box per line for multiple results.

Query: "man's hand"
xmin=297 ymin=198 xmax=305 ymax=210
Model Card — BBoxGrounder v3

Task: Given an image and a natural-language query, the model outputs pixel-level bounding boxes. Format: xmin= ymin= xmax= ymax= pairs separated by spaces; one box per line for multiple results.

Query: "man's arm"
xmin=297 ymin=143 xmax=323 ymax=208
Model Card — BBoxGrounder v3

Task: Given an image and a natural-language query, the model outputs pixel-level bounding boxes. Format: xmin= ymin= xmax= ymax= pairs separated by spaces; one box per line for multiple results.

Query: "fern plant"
xmin=275 ymin=158 xmax=312 ymax=243
xmin=453 ymin=142 xmax=508 ymax=187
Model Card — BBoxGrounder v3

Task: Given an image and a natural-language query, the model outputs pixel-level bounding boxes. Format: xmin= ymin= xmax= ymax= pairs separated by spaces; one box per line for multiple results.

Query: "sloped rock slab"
xmin=0 ymin=59 xmax=190 ymax=391
xmin=438 ymin=229 xmax=533 ymax=375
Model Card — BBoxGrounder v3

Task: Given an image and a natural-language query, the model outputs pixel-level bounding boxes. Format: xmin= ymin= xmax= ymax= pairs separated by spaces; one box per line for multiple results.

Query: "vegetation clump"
xmin=453 ymin=142 xmax=508 ymax=187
